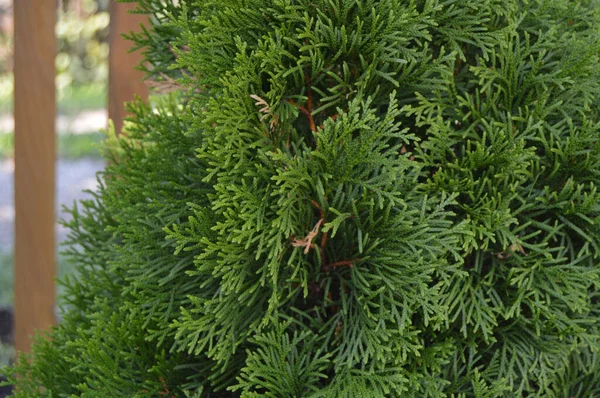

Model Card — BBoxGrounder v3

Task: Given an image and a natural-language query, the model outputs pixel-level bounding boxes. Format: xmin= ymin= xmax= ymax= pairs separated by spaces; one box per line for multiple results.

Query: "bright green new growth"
xmin=4 ymin=0 xmax=600 ymax=396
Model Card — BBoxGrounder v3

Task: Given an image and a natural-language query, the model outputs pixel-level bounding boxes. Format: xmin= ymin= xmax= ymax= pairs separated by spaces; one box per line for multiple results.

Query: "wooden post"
xmin=14 ymin=0 xmax=57 ymax=353
xmin=108 ymin=1 xmax=148 ymax=136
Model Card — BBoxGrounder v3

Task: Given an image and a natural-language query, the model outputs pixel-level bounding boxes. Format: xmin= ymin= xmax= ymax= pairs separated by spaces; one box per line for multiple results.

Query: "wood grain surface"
xmin=14 ymin=1 xmax=57 ymax=354
xmin=108 ymin=1 xmax=148 ymax=136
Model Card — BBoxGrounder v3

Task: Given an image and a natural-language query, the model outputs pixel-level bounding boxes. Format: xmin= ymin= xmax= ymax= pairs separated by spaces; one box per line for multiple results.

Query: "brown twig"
xmin=291 ymin=219 xmax=323 ymax=254
xmin=329 ymin=259 xmax=357 ymax=268
xmin=287 ymin=97 xmax=316 ymax=132
xmin=287 ymin=72 xmax=317 ymax=133
xmin=311 ymin=200 xmax=328 ymax=264
xmin=306 ymin=89 xmax=316 ymax=132
xmin=294 ymin=200 xmax=358 ymax=272
xmin=145 ymin=70 xmax=205 ymax=94
xmin=251 ymin=94 xmax=278 ymax=133
xmin=496 ymin=238 xmax=527 ymax=260
xmin=286 ymin=99 xmax=310 ymax=116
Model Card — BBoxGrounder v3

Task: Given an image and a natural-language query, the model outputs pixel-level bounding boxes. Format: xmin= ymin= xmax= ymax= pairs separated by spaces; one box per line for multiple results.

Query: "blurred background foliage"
xmin=0 ymin=0 xmax=110 ymax=111
xmin=55 ymin=0 xmax=110 ymax=90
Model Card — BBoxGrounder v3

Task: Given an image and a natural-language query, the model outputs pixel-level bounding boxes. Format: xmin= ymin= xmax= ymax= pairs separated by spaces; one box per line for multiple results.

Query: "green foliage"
xmin=4 ymin=0 xmax=600 ymax=396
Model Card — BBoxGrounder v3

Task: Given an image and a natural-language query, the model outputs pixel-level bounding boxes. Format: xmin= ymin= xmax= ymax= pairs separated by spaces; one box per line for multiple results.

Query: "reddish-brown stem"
xmin=311 ymin=199 xmax=330 ymax=270
xmin=320 ymin=231 xmax=328 ymax=261
xmin=286 ymin=99 xmax=310 ymax=116
xmin=311 ymin=200 xmax=324 ymax=218
xmin=286 ymin=91 xmax=316 ymax=133
xmin=310 ymin=200 xmax=327 ymax=262
xmin=306 ymin=90 xmax=316 ymax=132
xmin=308 ymin=200 xmax=357 ymax=272
xmin=329 ymin=259 xmax=356 ymax=268
xmin=303 ymin=73 xmax=317 ymax=132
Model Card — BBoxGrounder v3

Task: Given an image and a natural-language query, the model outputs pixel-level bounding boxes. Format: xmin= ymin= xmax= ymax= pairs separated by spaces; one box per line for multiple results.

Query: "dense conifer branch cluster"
xmin=3 ymin=0 xmax=600 ymax=396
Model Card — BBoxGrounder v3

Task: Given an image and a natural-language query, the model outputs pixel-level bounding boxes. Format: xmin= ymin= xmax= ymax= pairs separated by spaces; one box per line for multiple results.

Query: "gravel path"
xmin=0 ymin=158 xmax=105 ymax=252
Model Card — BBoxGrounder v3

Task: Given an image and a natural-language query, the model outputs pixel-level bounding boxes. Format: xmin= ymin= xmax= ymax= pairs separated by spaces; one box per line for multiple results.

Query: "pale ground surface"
xmin=0 ymin=109 xmax=108 ymax=252
xmin=0 ymin=109 xmax=107 ymax=135
xmin=0 ymin=157 xmax=105 ymax=252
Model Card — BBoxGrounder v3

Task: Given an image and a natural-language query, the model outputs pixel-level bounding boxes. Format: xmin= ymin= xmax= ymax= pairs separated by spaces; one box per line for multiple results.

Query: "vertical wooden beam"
xmin=14 ymin=0 xmax=57 ymax=353
xmin=108 ymin=1 xmax=148 ymax=136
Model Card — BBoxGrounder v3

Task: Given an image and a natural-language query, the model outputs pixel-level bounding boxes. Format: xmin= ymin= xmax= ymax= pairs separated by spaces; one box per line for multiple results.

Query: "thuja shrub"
xmin=4 ymin=0 xmax=600 ymax=396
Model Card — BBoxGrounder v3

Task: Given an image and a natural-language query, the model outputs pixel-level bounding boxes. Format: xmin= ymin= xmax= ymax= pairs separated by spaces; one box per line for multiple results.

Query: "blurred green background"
xmin=0 ymin=0 xmax=109 ymax=108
